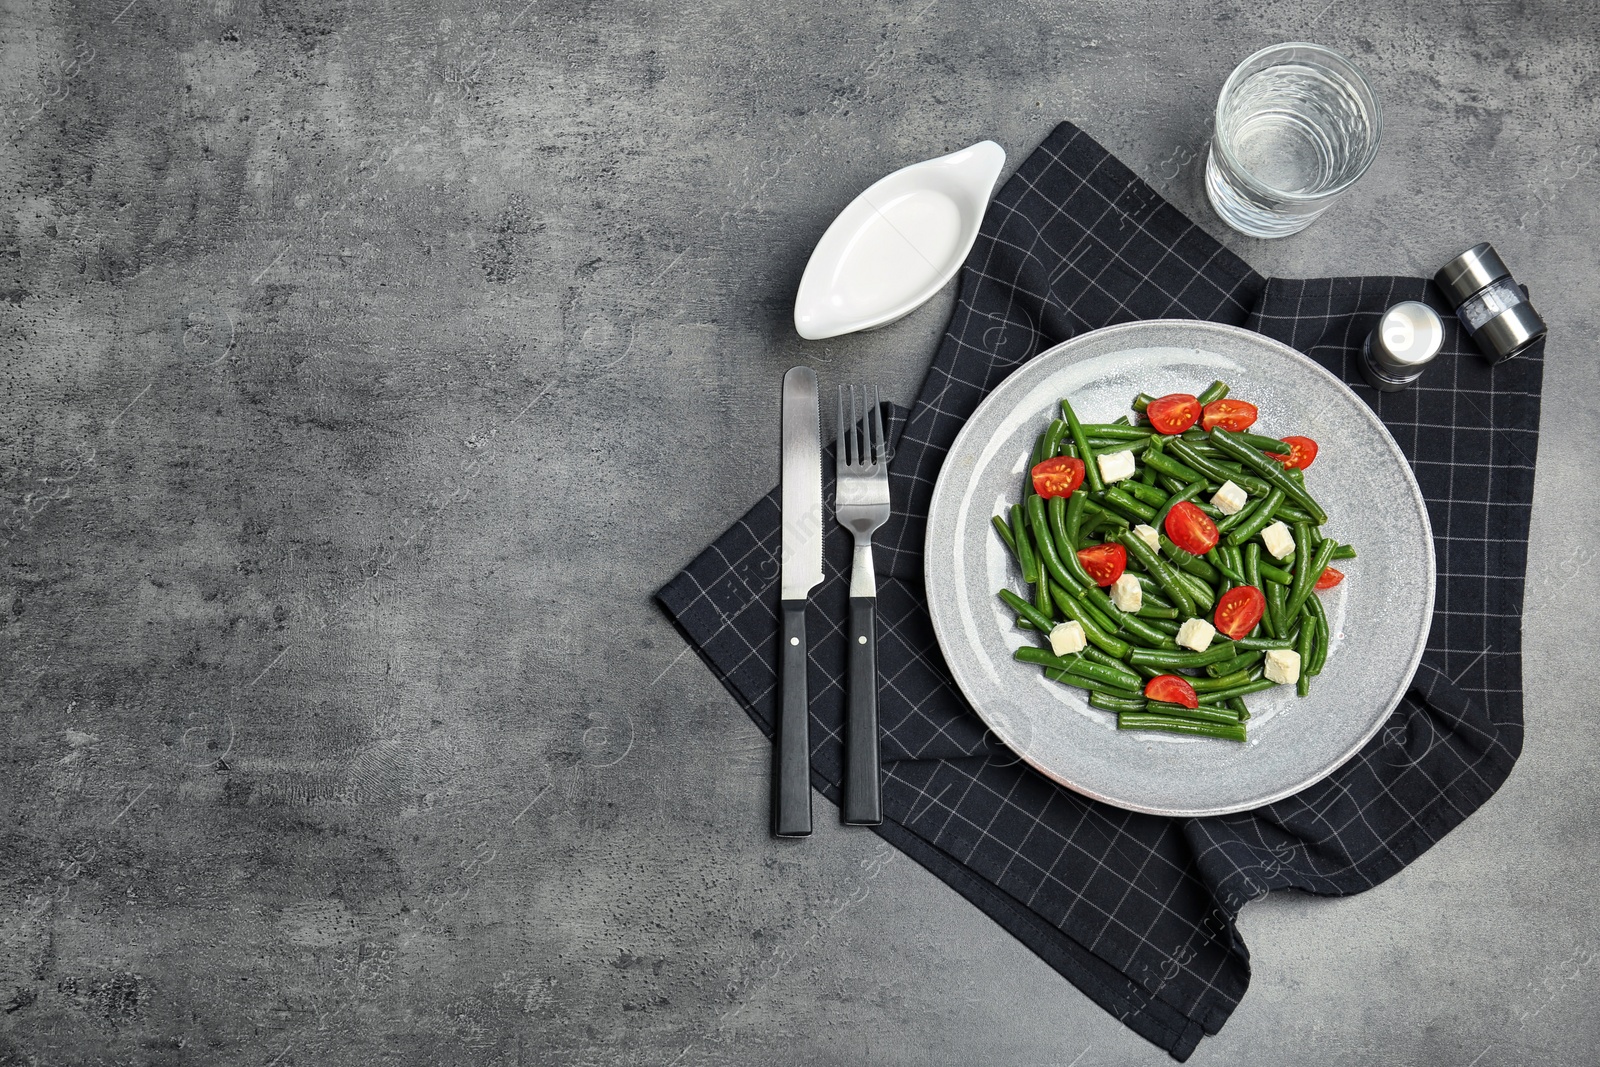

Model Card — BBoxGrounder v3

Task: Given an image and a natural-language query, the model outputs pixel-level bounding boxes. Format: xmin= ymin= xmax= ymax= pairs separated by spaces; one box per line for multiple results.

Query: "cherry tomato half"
xmin=1163 ymin=500 xmax=1219 ymax=555
xmin=1031 ymin=456 xmax=1085 ymax=499
xmin=1213 ymin=585 xmax=1266 ymax=640
xmin=1315 ymin=566 xmax=1345 ymax=590
xmin=1144 ymin=674 xmax=1199 ymax=709
xmin=1077 ymin=543 xmax=1127 ymax=587
xmin=1265 ymin=435 xmax=1319 ymax=470
xmin=1201 ymin=398 xmax=1259 ymax=433
xmin=1144 ymin=393 xmax=1202 ymax=435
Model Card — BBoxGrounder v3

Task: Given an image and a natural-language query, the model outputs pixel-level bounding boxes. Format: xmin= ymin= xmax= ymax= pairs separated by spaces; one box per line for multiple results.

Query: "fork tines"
xmin=837 ymin=384 xmax=887 ymax=471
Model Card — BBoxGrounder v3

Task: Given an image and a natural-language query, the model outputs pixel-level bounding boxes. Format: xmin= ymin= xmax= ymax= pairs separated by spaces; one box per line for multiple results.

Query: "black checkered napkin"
xmin=657 ymin=122 xmax=1540 ymax=1060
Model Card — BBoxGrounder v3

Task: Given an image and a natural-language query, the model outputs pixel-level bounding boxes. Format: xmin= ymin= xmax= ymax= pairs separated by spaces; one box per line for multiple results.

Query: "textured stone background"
xmin=3 ymin=1 xmax=1598 ymax=1064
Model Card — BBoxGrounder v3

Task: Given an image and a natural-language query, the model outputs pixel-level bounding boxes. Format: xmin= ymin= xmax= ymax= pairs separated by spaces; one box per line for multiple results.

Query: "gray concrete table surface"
xmin=2 ymin=0 xmax=1597 ymax=1064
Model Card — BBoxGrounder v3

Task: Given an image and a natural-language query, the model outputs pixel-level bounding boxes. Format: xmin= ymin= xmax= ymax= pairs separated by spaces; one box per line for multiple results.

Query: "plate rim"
xmin=924 ymin=318 xmax=1437 ymax=817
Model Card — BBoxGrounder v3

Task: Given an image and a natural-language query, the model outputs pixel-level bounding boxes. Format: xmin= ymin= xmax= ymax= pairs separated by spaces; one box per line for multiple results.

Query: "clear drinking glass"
xmin=1205 ymin=42 xmax=1381 ymax=239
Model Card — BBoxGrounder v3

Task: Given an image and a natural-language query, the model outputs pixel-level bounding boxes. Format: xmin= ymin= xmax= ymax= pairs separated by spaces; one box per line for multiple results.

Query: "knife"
xmin=775 ymin=366 xmax=823 ymax=838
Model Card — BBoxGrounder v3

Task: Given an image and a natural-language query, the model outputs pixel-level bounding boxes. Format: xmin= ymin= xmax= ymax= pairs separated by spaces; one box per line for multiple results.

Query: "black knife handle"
xmin=843 ymin=595 xmax=882 ymax=825
xmin=773 ymin=599 xmax=813 ymax=838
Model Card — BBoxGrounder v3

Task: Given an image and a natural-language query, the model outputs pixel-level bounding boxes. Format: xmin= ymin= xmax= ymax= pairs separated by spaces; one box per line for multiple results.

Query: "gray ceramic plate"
xmin=924 ymin=320 xmax=1435 ymax=816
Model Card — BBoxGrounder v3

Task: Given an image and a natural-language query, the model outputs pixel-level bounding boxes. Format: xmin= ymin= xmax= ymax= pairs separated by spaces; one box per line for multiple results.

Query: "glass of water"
xmin=1205 ymin=42 xmax=1381 ymax=239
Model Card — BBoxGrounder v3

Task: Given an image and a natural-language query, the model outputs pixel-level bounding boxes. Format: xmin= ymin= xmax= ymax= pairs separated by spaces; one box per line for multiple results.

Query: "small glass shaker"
xmin=1360 ymin=301 xmax=1444 ymax=392
xmin=1434 ymin=243 xmax=1547 ymax=363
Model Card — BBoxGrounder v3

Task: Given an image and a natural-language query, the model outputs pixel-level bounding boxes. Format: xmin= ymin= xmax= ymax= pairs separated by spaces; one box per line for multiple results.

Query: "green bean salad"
xmin=992 ymin=380 xmax=1355 ymax=742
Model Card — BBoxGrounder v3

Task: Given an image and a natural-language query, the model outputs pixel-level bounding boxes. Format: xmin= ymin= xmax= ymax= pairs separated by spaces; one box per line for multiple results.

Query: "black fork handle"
xmin=843 ymin=595 xmax=882 ymax=825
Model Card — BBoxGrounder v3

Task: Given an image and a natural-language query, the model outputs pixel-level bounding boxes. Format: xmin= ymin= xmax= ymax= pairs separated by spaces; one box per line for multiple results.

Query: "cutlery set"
xmin=774 ymin=367 xmax=888 ymax=837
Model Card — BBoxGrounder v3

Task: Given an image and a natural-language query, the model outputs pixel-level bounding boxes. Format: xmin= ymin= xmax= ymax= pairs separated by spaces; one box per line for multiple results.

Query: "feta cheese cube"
xmin=1110 ymin=572 xmax=1142 ymax=613
xmin=1097 ymin=449 xmax=1136 ymax=484
xmin=1133 ymin=523 xmax=1161 ymax=553
xmin=1264 ymin=648 xmax=1302 ymax=685
xmin=1049 ymin=621 xmax=1087 ymax=657
xmin=1175 ymin=617 xmax=1216 ymax=652
xmin=1261 ymin=520 xmax=1296 ymax=560
xmin=1211 ymin=479 xmax=1248 ymax=516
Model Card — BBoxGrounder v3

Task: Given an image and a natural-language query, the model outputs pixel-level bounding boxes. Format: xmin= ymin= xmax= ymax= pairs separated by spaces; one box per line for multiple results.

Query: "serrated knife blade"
xmin=775 ymin=366 xmax=822 ymax=837
xmin=781 ymin=367 xmax=824 ymax=599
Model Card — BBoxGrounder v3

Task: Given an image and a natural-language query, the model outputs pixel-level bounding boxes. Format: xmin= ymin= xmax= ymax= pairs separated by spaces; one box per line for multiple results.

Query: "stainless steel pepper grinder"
xmin=1434 ymin=242 xmax=1548 ymax=363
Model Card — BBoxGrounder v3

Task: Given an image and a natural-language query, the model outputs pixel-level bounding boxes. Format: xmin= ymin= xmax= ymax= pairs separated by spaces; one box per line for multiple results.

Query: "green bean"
xmin=1295 ymin=607 xmax=1316 ymax=696
xmin=1017 ymin=647 xmax=1141 ymax=692
xmin=1084 ymin=646 xmax=1141 ymax=678
xmin=1049 ymin=494 xmax=1098 ymax=589
xmin=1043 ymin=419 xmax=1068 ymax=460
xmin=1119 ymin=480 xmax=1170 ymax=508
xmin=1132 ymin=392 xmax=1156 ymax=413
xmin=1304 ymin=591 xmax=1330 ymax=675
xmin=1288 ymin=522 xmax=1315 ymax=625
xmin=1230 ymin=634 xmax=1294 ymax=650
xmin=1196 ymin=677 xmax=1277 ymax=704
xmin=1143 ymin=617 xmax=1182 ymax=635
xmin=1010 ymin=504 xmax=1039 ymax=584
xmin=1064 ymin=489 xmax=1086 ymax=548
xmin=1274 ymin=505 xmax=1316 ymax=524
xmin=1206 ymin=547 xmax=1244 ymax=583
xmin=1044 ymin=666 xmax=1142 ymax=699
xmin=1196 ymin=380 xmax=1229 ymax=405
xmin=1133 ymin=576 xmax=1175 ymax=609
xmin=1288 ymin=536 xmax=1337 ymax=622
xmin=1207 ymin=649 xmax=1264 ymax=677
xmin=1166 ymin=437 xmax=1271 ymax=495
xmin=1145 ymin=700 xmax=1250 ymax=726
xmin=1035 ymin=568 xmax=1054 ymax=620
xmin=1088 ymin=437 xmax=1154 ymax=456
xmin=991 ymin=513 xmax=1018 ymax=557
xmin=1331 ymin=544 xmax=1357 ymax=561
xmin=1242 ymin=542 xmax=1262 ymax=596
xmin=1228 ymin=697 xmax=1251 ymax=720
xmin=1234 ymin=431 xmax=1292 ymax=453
xmin=1189 ymin=669 xmax=1254 ymax=692
xmin=1258 ymin=559 xmax=1293 ymax=585
xmin=1171 ymin=567 xmax=1216 ymax=612
xmin=1061 ymin=397 xmax=1104 ymax=494
xmin=1128 ymin=642 xmax=1237 ymax=669
xmin=1049 ymin=586 xmax=1131 ymax=659
xmin=1095 ymin=593 xmax=1181 ymax=649
xmin=1117 ymin=711 xmax=1246 ymax=742
xmin=1140 ymin=448 xmax=1207 ymax=485
xmin=1117 ymin=530 xmax=1196 ymax=617
xmin=1081 ymin=424 xmax=1156 ymax=439
xmin=998 ymin=587 xmax=1053 ymax=632
xmin=1113 ymin=414 xmax=1131 ymax=426
xmin=1136 ymin=603 xmax=1180 ymax=620
xmin=1159 ymin=535 xmax=1221 ymax=584
xmin=1264 ymin=580 xmax=1287 ymax=639
xmin=1075 ymin=518 xmax=1107 ymax=548
xmin=1215 ymin=491 xmax=1264 ymax=534
xmin=1090 ymin=691 xmax=1149 ymax=714
xmin=1208 ymin=428 xmax=1327 ymax=524
xmin=1139 ymin=465 xmax=1159 ymax=486
xmin=1027 ymin=494 xmax=1083 ymax=593
xmin=1158 ymin=473 xmax=1190 ymax=495
xmin=1226 ymin=487 xmax=1285 ymax=546
xmin=1081 ymin=499 xmax=1131 ymax=529
xmin=1099 ymin=486 xmax=1158 ymax=523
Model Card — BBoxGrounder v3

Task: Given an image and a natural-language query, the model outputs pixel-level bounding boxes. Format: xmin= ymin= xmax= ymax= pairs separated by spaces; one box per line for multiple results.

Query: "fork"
xmin=836 ymin=385 xmax=890 ymax=826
